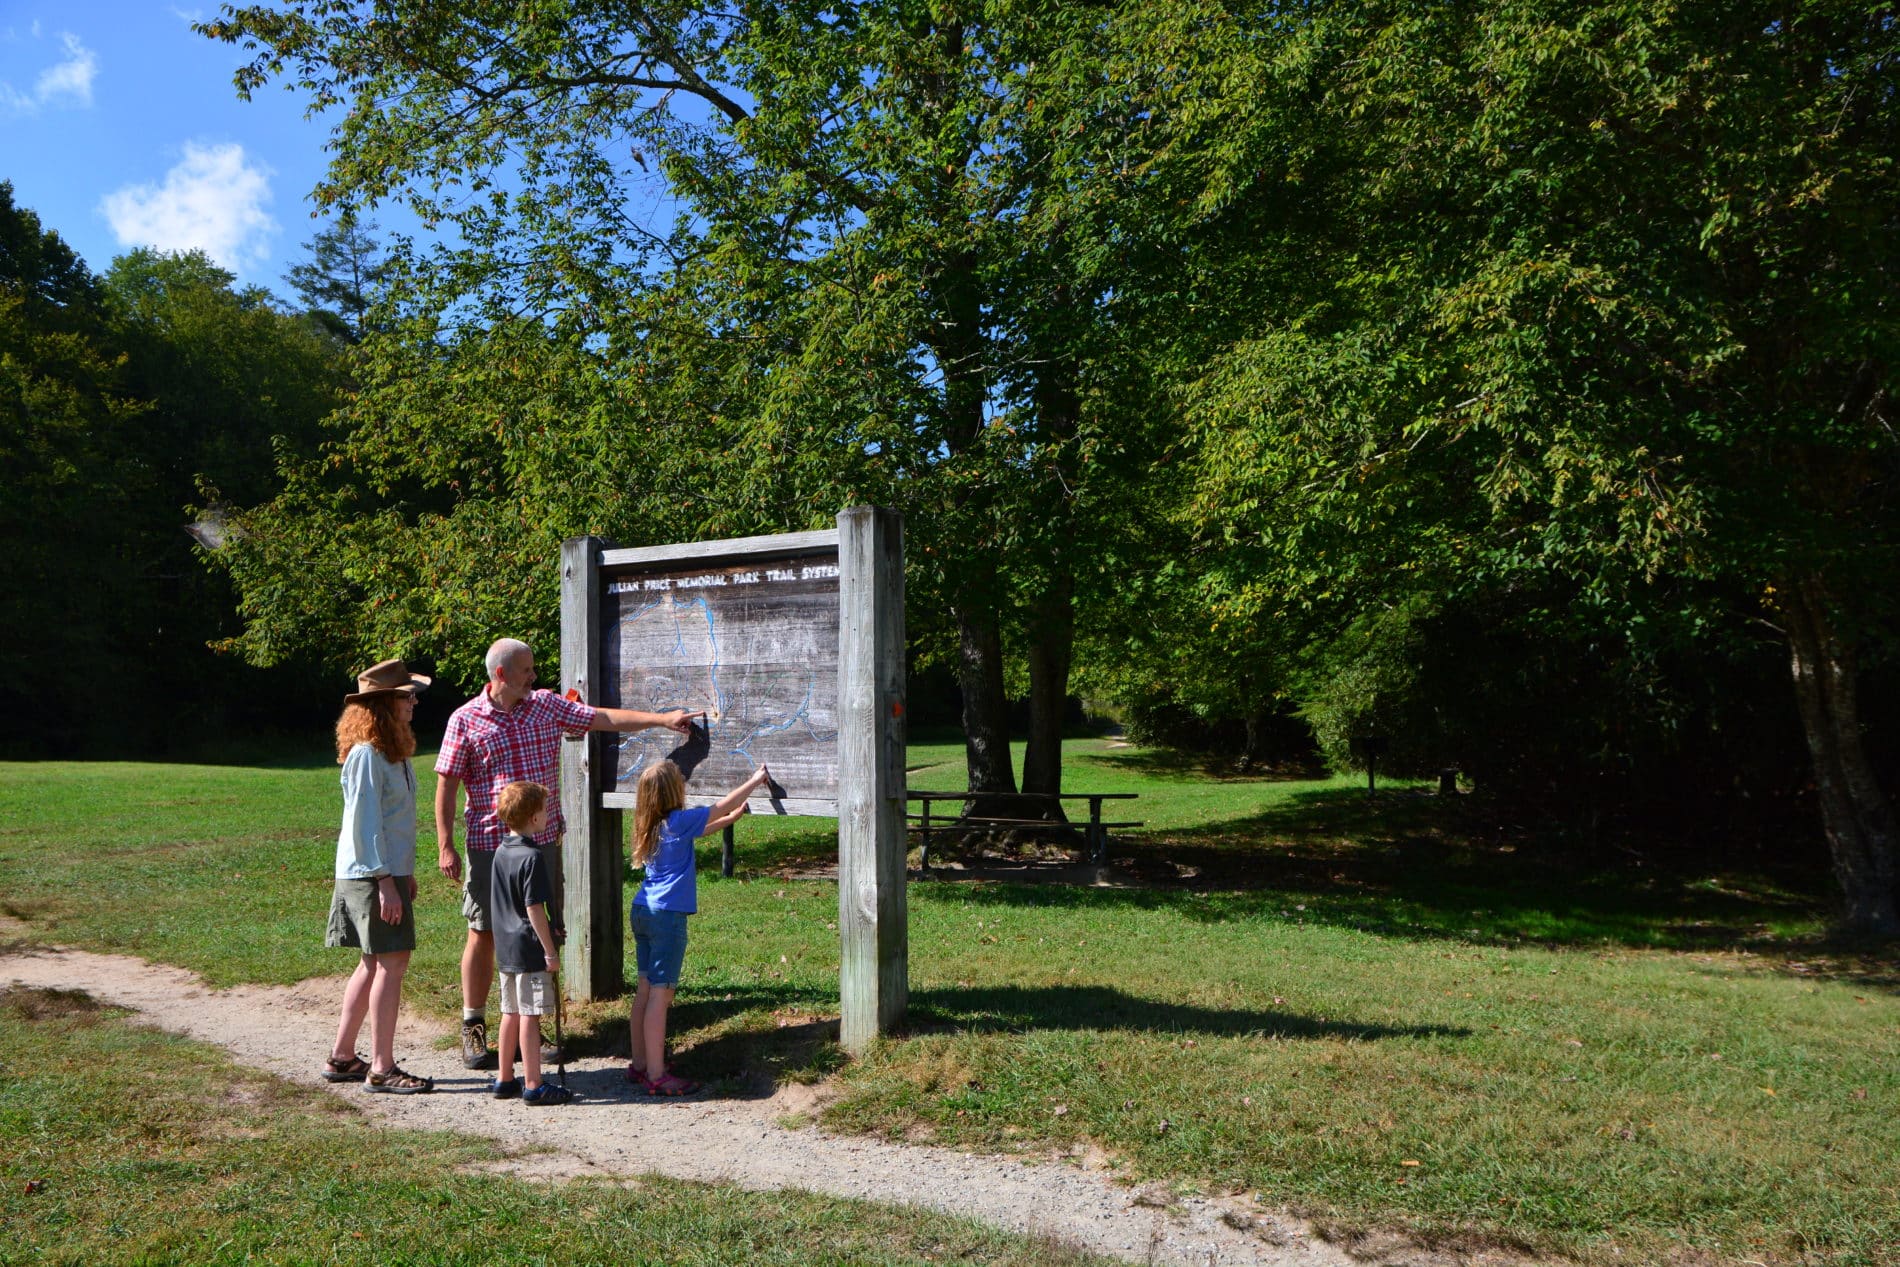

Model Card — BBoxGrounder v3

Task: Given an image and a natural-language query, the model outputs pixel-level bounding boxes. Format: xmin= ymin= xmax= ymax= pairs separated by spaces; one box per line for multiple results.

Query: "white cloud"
xmin=1 ymin=30 xmax=95 ymax=114
xmin=100 ymin=142 xmax=278 ymax=272
xmin=36 ymin=33 xmax=94 ymax=104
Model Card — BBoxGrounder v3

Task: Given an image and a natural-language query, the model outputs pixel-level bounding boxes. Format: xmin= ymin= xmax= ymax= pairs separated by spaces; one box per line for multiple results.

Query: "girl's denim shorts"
xmin=630 ymin=903 xmax=689 ymax=986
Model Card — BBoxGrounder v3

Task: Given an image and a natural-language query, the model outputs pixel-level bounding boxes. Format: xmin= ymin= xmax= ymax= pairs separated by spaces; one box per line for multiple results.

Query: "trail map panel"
xmin=601 ymin=552 xmax=840 ymax=814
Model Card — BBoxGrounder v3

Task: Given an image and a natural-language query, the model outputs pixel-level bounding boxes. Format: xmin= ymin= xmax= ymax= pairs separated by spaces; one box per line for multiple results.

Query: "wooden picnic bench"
xmin=708 ymin=790 xmax=1141 ymax=879
xmin=906 ymin=789 xmax=1142 ymax=870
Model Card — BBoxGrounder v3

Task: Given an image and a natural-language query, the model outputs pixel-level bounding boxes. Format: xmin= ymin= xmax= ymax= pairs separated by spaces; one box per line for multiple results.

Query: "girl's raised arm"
xmin=701 ymin=765 xmax=770 ymax=837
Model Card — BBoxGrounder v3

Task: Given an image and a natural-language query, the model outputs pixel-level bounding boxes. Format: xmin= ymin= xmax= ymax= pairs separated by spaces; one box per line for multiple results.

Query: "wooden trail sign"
xmin=558 ymin=508 xmax=906 ymax=1050
xmin=599 ymin=543 xmax=842 ymax=815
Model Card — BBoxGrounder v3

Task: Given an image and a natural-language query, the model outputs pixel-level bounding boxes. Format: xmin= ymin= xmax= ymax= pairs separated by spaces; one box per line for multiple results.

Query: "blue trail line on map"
xmin=611 ymin=590 xmax=834 ymax=793
xmin=612 ymin=595 xmax=731 ymax=776
xmin=729 ymin=676 xmax=837 ymax=765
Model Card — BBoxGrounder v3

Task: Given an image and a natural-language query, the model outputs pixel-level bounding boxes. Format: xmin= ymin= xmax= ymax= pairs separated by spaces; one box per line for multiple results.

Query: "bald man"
xmin=436 ymin=638 xmax=692 ymax=1069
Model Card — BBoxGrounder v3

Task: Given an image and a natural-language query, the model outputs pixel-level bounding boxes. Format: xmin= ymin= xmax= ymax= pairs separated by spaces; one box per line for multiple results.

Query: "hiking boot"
xmin=539 ymin=1041 xmax=565 ymax=1066
xmin=461 ymin=1019 xmax=495 ymax=1070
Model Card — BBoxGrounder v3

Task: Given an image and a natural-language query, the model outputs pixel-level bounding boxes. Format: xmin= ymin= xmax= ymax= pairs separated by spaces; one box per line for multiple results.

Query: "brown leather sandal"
xmin=363 ymin=1065 xmax=434 ymax=1094
xmin=321 ymin=1053 xmax=371 ymax=1082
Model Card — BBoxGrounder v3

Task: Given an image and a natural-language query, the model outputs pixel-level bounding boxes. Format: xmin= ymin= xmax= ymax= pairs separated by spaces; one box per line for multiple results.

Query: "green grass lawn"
xmin=3 ymin=743 xmax=1897 ymax=1266
xmin=0 ymin=987 xmax=1097 ymax=1266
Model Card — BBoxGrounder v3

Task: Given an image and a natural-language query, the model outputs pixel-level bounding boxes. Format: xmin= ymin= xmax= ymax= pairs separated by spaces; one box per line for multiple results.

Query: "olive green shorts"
xmin=461 ymin=847 xmax=495 ymax=932
xmin=325 ymin=877 xmax=417 ymax=955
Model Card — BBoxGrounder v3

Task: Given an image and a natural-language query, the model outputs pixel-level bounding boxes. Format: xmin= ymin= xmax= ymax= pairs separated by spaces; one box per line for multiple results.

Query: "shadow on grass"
xmin=906 ymin=983 xmax=1468 ymax=1042
xmin=717 ymin=789 xmax=1894 ymax=984
xmin=923 ymin=786 xmax=1888 ymax=964
xmin=1076 ymin=745 xmax=1327 ymax=783
xmin=564 ymin=983 xmax=845 ymax=1096
xmin=569 ymin=977 xmax=1466 ymax=1097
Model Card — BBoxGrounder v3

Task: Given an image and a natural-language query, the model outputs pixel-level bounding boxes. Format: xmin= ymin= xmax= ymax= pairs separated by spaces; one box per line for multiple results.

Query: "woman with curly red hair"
xmin=322 ymin=659 xmax=434 ymax=1093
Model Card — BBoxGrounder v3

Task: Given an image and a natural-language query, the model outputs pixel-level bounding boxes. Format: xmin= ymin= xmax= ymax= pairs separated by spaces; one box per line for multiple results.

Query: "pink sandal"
xmin=646 ymin=1068 xmax=700 ymax=1096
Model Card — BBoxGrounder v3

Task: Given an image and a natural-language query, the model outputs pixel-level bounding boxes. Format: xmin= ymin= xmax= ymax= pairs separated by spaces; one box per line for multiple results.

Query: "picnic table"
xmin=906 ymin=789 xmax=1142 ymax=871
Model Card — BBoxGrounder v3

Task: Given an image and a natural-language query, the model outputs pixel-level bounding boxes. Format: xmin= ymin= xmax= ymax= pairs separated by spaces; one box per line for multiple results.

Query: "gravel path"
xmin=0 ymin=945 xmax=1536 ymax=1267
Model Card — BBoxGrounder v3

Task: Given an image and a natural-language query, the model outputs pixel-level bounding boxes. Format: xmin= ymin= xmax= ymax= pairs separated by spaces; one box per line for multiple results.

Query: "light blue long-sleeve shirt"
xmin=336 ymin=742 xmax=418 ymax=879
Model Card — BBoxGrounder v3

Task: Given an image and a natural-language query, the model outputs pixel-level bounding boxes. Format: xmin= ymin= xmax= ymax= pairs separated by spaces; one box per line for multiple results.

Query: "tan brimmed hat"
xmin=343 ymin=659 xmax=431 ymax=703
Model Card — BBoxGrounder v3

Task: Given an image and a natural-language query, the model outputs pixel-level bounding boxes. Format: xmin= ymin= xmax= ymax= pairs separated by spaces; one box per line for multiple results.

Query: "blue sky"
xmin=1 ymin=3 xmax=390 ymax=294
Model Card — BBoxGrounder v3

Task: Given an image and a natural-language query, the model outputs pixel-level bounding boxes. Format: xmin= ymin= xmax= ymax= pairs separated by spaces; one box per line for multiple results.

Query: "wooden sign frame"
xmin=558 ymin=508 xmax=907 ymax=1050
xmin=594 ymin=530 xmax=844 ymax=816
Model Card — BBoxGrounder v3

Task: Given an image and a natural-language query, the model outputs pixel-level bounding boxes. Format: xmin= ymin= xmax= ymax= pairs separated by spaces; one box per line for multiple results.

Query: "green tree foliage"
xmin=104 ymin=248 xmax=340 ymax=509
xmin=195 ymin=0 xmax=1897 ymax=930
xmin=200 ymin=0 xmax=1183 ymax=795
xmin=101 ymin=247 xmax=348 ymax=743
xmin=0 ymin=184 xmax=149 ymax=749
xmin=0 ymin=184 xmax=347 ymax=752
xmin=1145 ymin=0 xmax=1899 ymax=931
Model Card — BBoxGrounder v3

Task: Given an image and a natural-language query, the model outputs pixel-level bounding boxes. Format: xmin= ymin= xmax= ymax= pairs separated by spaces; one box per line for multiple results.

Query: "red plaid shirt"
xmin=435 ymin=687 xmax=597 ymax=850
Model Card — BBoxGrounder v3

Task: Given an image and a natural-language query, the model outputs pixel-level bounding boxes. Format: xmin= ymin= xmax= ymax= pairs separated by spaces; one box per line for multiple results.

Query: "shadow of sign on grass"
xmin=569 ymin=980 xmax=1466 ymax=1096
xmin=906 ymin=983 xmax=1468 ymax=1043
xmin=563 ymin=984 xmax=846 ymax=1095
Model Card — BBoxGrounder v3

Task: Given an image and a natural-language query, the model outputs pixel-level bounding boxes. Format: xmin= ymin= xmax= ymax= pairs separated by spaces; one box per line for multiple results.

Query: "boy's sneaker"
xmin=490 ymin=1077 xmax=522 ymax=1100
xmin=522 ymin=1083 xmax=574 ymax=1107
xmin=460 ymin=1019 xmax=495 ymax=1070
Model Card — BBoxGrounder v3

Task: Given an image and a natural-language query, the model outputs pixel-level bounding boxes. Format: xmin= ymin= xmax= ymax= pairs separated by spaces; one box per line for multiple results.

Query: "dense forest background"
xmin=4 ymin=0 xmax=1894 ymax=929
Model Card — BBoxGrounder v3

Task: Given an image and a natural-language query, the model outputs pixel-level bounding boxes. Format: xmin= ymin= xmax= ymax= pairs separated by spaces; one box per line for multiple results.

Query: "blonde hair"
xmin=335 ymin=696 xmax=416 ymax=764
xmin=497 ymin=781 xmax=548 ymax=834
xmin=631 ymin=761 xmax=686 ymax=866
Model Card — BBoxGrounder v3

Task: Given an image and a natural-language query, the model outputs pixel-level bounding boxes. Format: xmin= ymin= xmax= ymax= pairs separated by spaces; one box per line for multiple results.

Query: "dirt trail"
xmin=0 ymin=945 xmax=1527 ymax=1267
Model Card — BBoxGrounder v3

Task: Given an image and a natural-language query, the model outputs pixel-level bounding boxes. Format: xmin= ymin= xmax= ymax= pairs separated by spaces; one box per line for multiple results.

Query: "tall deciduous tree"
xmin=1154 ymin=0 xmax=1900 ymax=932
xmin=0 ymin=194 xmax=347 ymax=752
xmin=0 ymin=184 xmax=147 ymax=749
xmin=201 ymin=0 xmax=1170 ymax=799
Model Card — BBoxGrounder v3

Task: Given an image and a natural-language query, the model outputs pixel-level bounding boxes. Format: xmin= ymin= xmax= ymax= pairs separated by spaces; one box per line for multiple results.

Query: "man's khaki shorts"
xmin=461 ymin=847 xmax=495 ymax=931
xmin=463 ymin=840 xmax=564 ymax=934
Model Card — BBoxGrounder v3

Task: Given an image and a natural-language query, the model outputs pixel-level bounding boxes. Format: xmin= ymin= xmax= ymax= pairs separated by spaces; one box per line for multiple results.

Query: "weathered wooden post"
xmin=562 ymin=514 xmax=905 ymax=1040
xmin=559 ymin=534 xmax=625 ymax=1000
xmin=837 ymin=505 xmax=907 ymax=1050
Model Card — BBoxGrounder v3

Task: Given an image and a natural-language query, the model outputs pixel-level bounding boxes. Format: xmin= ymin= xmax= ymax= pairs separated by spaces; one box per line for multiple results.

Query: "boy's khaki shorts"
xmin=500 ymin=970 xmax=553 ymax=1017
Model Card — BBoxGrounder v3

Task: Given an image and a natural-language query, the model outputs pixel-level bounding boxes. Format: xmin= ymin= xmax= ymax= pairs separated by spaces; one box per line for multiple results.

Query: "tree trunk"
xmin=1781 ymin=572 xmax=1899 ymax=937
xmin=1019 ymin=335 xmax=1080 ymax=804
xmin=1021 ymin=570 xmax=1074 ymax=802
xmin=956 ymin=598 xmax=1017 ymax=799
xmin=1240 ymin=710 xmax=1263 ymax=773
xmin=922 ymin=232 xmax=1016 ymax=804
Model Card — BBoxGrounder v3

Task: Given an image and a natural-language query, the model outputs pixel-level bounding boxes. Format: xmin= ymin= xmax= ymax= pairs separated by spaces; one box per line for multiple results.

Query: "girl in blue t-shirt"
xmin=626 ymin=758 xmax=769 ymax=1094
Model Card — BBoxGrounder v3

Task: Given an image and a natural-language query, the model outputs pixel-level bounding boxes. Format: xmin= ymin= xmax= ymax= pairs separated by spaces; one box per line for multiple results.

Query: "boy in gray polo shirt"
xmin=488 ymin=781 xmax=571 ymax=1105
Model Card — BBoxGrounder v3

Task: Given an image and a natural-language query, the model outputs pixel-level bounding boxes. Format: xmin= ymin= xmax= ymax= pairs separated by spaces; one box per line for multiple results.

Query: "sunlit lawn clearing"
xmin=3 ymin=748 xmax=1895 ymax=1264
